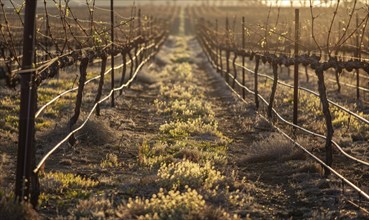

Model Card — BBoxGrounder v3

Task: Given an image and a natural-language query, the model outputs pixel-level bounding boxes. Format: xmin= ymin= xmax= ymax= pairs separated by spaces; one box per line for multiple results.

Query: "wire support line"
xmin=35 ymin=43 xmax=152 ymax=118
xmin=204 ymin=44 xmax=369 ymax=127
xmin=11 ymin=43 xmax=114 ymax=78
xmin=202 ymin=46 xmax=369 ymax=167
xmin=204 ymin=50 xmax=369 ymax=201
xmin=233 ymin=61 xmax=369 ymax=126
xmin=225 ymin=78 xmax=369 ymax=201
xmin=33 ymin=47 xmax=158 ymax=174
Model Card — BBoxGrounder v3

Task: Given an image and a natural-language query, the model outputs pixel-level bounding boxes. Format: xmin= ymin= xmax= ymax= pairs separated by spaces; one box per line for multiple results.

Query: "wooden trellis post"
xmin=15 ymin=0 xmax=39 ymax=206
xmin=356 ymin=13 xmax=360 ymax=100
xmin=110 ymin=0 xmax=115 ymax=107
xmin=242 ymin=16 xmax=246 ymax=99
xmin=293 ymin=9 xmax=299 ymax=126
xmin=254 ymin=56 xmax=260 ymax=110
xmin=225 ymin=17 xmax=230 ymax=83
xmin=215 ymin=19 xmax=219 ymax=70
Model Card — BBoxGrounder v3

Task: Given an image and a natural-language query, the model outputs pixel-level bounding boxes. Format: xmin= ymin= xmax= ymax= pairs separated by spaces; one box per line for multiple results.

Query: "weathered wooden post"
xmin=356 ymin=13 xmax=360 ymax=100
xmin=242 ymin=16 xmax=246 ymax=99
xmin=15 ymin=0 xmax=39 ymax=206
xmin=225 ymin=17 xmax=230 ymax=83
xmin=254 ymin=56 xmax=260 ymax=110
xmin=232 ymin=53 xmax=237 ymax=89
xmin=110 ymin=0 xmax=115 ymax=107
xmin=215 ymin=19 xmax=219 ymax=70
xmin=293 ymin=9 xmax=299 ymax=126
xmin=138 ymin=9 xmax=143 ymax=63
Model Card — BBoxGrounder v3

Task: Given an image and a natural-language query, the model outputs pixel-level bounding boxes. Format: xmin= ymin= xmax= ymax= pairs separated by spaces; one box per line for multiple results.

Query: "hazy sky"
xmin=1 ymin=0 xmax=362 ymax=8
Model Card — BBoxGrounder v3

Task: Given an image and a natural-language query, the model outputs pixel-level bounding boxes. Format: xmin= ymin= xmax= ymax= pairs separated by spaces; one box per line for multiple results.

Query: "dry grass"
xmin=297 ymin=161 xmax=324 ymax=175
xmin=74 ymin=195 xmax=113 ymax=219
xmin=115 ymin=187 xmax=239 ymax=220
xmin=239 ymin=134 xmax=305 ymax=164
xmin=77 ymin=118 xmax=117 ymax=146
xmin=100 ymin=153 xmax=121 ymax=168
xmin=0 ymin=195 xmax=40 ymax=220
xmin=0 ymin=154 xmax=6 ymax=185
xmin=157 ymin=160 xmax=225 ymax=190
